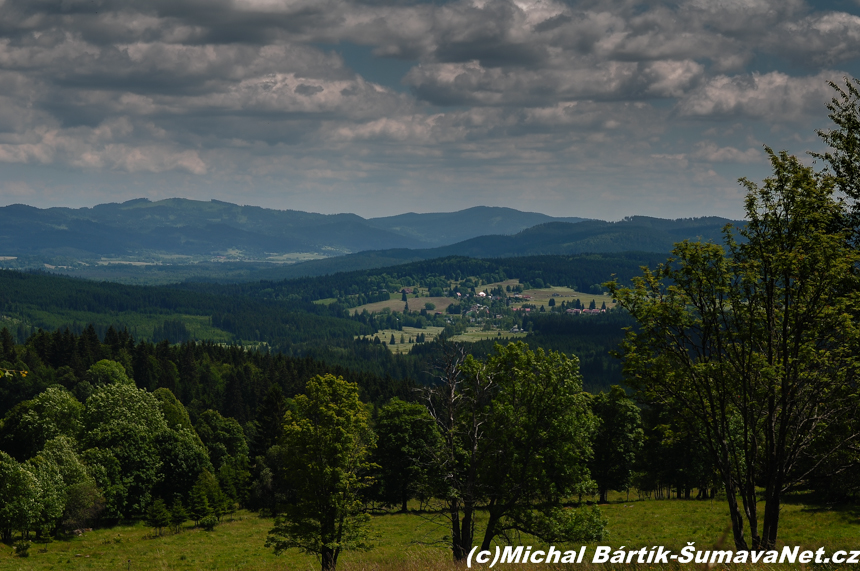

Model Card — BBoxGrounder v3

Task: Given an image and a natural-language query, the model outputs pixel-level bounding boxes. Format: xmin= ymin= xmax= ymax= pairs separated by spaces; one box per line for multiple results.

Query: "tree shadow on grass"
xmin=781 ymin=492 xmax=860 ymax=525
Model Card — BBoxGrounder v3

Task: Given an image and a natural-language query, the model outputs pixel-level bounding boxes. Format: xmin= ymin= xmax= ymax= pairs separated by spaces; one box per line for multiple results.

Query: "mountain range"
xmin=0 ymin=198 xmax=740 ymax=282
xmin=0 ymin=198 xmax=585 ymax=258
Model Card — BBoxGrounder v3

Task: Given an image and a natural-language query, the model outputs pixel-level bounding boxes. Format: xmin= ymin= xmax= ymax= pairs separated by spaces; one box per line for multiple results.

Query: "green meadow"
xmin=4 ymin=492 xmax=858 ymax=570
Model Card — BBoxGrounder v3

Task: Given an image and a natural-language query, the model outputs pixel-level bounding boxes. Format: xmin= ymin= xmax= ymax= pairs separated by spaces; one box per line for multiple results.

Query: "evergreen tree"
xmin=188 ymin=481 xmax=211 ymax=526
xmin=0 ymin=328 xmax=15 ymax=363
xmin=251 ymin=385 xmax=290 ymax=460
xmin=589 ymin=386 xmax=643 ymax=503
xmin=371 ymin=398 xmax=439 ymax=512
xmin=169 ymin=497 xmax=188 ymax=533
xmin=146 ymin=499 xmax=170 ymax=536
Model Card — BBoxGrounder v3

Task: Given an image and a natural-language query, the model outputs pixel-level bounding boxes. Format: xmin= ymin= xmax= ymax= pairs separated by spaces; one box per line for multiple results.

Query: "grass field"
xmin=4 ymin=491 xmax=859 ymax=570
xmin=510 ymin=286 xmax=616 ymax=310
xmin=449 ymin=327 xmax=527 ymax=343
xmin=351 ymin=297 xmax=456 ymax=316
xmin=357 ymin=327 xmax=446 ymax=354
xmin=23 ymin=310 xmax=232 ymax=343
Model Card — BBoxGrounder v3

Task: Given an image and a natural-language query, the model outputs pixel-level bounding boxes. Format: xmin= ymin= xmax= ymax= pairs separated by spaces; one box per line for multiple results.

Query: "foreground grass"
xmin=3 ymin=492 xmax=859 ymax=570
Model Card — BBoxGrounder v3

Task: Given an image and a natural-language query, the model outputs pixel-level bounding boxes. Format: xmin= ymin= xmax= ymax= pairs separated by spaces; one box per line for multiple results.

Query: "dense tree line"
xmin=176 ymin=253 xmax=666 ymax=307
xmin=0 ymin=326 xmax=414 ymax=422
xmin=0 ymin=269 xmax=372 ymax=347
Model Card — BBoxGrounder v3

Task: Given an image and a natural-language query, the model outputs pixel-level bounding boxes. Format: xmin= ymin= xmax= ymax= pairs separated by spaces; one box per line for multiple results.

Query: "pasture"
xmin=509 ymin=286 xmax=616 ymax=310
xmin=357 ymin=326 xmax=446 ymax=354
xmin=449 ymin=326 xmax=527 ymax=343
xmin=4 ymin=492 xmax=859 ymax=570
xmin=351 ymin=297 xmax=456 ymax=316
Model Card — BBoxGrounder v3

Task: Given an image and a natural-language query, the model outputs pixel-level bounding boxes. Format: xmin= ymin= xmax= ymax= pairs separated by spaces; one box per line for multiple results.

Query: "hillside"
xmin=236 ymin=216 xmax=737 ymax=281
xmin=0 ymin=199 xmax=585 ymax=261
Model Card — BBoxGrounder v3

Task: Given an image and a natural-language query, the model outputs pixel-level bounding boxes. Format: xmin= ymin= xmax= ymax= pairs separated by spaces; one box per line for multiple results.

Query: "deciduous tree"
xmin=608 ymin=149 xmax=860 ymax=551
xmin=423 ymin=342 xmax=605 ymax=560
xmin=266 ymin=374 xmax=375 ymax=571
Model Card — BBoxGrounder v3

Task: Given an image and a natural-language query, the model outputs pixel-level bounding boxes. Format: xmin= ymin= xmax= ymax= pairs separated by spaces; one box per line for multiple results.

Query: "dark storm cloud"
xmin=0 ymin=0 xmax=857 ymax=220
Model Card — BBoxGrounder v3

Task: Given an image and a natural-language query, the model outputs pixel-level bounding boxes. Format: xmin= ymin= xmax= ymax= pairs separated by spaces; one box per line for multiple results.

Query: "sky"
xmin=1 ymin=0 xmax=859 ymax=221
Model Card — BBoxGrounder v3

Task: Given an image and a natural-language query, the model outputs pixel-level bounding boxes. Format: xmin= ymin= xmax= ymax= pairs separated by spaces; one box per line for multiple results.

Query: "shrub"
xmin=14 ymin=540 xmax=30 ymax=557
xmin=200 ymin=515 xmax=218 ymax=531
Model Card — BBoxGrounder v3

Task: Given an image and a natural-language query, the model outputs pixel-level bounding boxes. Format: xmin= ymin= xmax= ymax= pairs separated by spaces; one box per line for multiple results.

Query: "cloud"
xmin=0 ymin=0 xmax=856 ymax=219
xmin=676 ymin=71 xmax=838 ymax=121
xmin=691 ymin=142 xmax=763 ymax=163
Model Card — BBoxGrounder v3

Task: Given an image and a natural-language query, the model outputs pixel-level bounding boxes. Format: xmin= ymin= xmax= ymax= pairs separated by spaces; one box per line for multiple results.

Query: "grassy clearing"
xmin=449 ymin=327 xmax=527 ymax=343
xmin=23 ymin=310 xmax=232 ymax=343
xmin=351 ymin=297 xmax=457 ymax=315
xmin=357 ymin=327 xmax=445 ymax=354
xmin=512 ymin=287 xmax=616 ymax=310
xmin=5 ymin=493 xmax=859 ymax=570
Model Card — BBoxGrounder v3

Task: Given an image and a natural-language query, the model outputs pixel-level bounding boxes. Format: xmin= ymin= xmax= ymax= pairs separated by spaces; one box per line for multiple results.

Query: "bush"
xmin=14 ymin=540 xmax=30 ymax=557
xmin=200 ymin=515 xmax=218 ymax=531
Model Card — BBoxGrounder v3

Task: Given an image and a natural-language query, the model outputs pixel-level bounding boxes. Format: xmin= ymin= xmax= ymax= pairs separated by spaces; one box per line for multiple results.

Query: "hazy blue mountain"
xmin=424 ymin=216 xmax=735 ymax=258
xmin=366 ymin=206 xmax=585 ymax=246
xmin=0 ymin=198 xmax=739 ymax=284
xmin=233 ymin=216 xmax=739 ymax=281
xmin=0 ymin=198 xmax=587 ymax=259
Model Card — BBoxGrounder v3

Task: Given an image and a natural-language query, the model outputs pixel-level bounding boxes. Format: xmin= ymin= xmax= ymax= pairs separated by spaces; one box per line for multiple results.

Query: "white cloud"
xmin=676 ymin=71 xmax=838 ymax=121
xmin=692 ymin=142 xmax=762 ymax=163
xmin=0 ymin=0 xmax=855 ymax=219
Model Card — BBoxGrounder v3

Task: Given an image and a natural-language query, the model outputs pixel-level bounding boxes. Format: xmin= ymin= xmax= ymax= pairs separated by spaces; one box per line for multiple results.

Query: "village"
xmin=347 ymin=278 xmax=617 ymax=353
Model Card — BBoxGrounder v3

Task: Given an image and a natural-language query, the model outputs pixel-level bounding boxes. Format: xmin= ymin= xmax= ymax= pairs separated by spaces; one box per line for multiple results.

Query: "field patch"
xmin=352 ymin=296 xmax=457 ymax=315
xmin=450 ymin=326 xmax=528 ymax=343
xmin=512 ymin=286 xmax=616 ymax=310
xmin=359 ymin=326 xmax=445 ymax=354
xmin=22 ymin=310 xmax=232 ymax=343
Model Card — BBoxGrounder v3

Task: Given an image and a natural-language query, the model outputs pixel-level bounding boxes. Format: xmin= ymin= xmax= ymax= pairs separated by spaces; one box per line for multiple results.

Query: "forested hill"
xmin=239 ymin=216 xmax=737 ymax=281
xmin=0 ymin=199 xmax=585 ymax=259
xmin=181 ymin=253 xmax=669 ymax=303
xmin=0 ymin=327 xmax=414 ymax=423
xmin=0 ymin=269 xmax=374 ymax=350
xmin=433 ymin=216 xmax=735 ymax=257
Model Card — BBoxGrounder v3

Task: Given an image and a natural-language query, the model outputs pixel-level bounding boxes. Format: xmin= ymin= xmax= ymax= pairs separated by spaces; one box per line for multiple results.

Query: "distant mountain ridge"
xmin=0 ymin=198 xmax=741 ymax=284
xmin=0 ymin=198 xmax=587 ymax=258
xmin=241 ymin=215 xmax=740 ymax=281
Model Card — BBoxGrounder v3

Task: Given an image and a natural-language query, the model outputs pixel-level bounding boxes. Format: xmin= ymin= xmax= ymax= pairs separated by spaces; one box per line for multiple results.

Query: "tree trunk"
xmin=722 ymin=476 xmax=749 ymax=552
xmin=760 ymin=494 xmax=780 ymax=551
xmin=450 ymin=499 xmax=464 ymax=561
xmin=321 ymin=547 xmax=336 ymax=571
xmin=455 ymin=501 xmax=474 ymax=561
xmin=741 ymin=479 xmax=760 ymax=550
xmin=480 ymin=505 xmax=501 ymax=551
